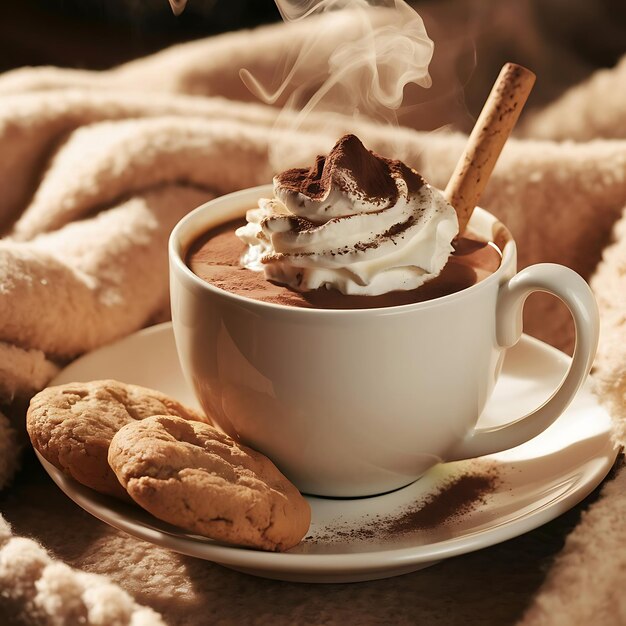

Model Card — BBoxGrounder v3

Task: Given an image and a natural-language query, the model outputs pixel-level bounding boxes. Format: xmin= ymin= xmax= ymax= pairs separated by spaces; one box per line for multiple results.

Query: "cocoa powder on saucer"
xmin=305 ymin=466 xmax=500 ymax=544
xmin=385 ymin=472 xmax=498 ymax=534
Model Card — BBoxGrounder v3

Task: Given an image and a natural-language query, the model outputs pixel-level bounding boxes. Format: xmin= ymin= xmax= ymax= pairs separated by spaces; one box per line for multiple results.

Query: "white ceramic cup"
xmin=169 ymin=185 xmax=599 ymax=497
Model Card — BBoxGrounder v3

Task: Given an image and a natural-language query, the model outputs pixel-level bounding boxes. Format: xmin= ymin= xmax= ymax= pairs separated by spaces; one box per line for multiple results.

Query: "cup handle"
xmin=447 ymin=263 xmax=599 ymax=461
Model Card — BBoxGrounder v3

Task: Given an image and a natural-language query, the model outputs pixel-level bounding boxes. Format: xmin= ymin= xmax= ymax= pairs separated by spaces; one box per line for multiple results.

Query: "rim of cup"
xmin=169 ymin=184 xmax=516 ymax=317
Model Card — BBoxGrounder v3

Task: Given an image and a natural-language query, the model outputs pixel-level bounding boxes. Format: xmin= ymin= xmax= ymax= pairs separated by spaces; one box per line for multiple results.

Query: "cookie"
xmin=108 ymin=415 xmax=311 ymax=551
xmin=27 ymin=380 xmax=209 ymax=499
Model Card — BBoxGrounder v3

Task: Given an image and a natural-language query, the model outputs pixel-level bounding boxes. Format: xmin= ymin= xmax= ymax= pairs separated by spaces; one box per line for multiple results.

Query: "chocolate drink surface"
xmin=187 ymin=218 xmax=502 ymax=310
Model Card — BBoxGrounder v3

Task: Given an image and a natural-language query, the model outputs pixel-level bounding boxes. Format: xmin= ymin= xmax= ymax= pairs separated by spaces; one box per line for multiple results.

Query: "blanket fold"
xmin=1 ymin=13 xmax=626 ymax=626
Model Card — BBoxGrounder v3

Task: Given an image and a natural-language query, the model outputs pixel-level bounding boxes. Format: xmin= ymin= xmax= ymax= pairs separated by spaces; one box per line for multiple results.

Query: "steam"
xmin=168 ymin=0 xmax=187 ymax=16
xmin=240 ymin=1 xmax=433 ymax=168
xmin=168 ymin=0 xmax=435 ymax=168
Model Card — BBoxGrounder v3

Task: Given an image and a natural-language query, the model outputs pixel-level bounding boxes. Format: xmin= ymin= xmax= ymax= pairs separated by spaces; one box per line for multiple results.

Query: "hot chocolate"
xmin=187 ymin=134 xmax=502 ymax=309
xmin=186 ymin=218 xmax=501 ymax=309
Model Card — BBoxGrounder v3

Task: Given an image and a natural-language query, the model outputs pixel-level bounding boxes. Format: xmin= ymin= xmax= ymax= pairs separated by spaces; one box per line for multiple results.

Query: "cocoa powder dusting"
xmin=305 ymin=468 xmax=500 ymax=544
xmin=385 ymin=473 xmax=497 ymax=534
xmin=275 ymin=134 xmax=425 ymax=204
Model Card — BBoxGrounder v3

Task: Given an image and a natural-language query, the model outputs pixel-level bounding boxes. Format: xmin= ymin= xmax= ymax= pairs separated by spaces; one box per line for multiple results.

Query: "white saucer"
xmin=38 ymin=323 xmax=617 ymax=583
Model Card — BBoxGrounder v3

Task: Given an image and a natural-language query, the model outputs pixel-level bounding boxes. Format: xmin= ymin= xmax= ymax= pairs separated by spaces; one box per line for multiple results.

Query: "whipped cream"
xmin=236 ymin=135 xmax=458 ymax=296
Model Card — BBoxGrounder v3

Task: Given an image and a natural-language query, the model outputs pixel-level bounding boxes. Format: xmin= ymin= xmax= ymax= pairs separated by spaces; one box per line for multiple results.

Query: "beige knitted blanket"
xmin=1 ymin=14 xmax=626 ymax=626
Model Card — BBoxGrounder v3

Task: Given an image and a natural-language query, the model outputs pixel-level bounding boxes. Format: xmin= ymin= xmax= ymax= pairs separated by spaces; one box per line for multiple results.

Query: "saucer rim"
xmin=35 ymin=447 xmax=616 ymax=574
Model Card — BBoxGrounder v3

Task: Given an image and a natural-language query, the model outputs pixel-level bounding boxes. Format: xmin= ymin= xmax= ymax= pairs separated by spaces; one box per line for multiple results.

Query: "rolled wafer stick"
xmin=445 ymin=63 xmax=536 ymax=234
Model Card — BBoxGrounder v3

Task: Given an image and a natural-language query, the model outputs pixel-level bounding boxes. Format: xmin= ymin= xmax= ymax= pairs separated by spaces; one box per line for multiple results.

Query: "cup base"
xmin=297 ymin=475 xmax=425 ymax=500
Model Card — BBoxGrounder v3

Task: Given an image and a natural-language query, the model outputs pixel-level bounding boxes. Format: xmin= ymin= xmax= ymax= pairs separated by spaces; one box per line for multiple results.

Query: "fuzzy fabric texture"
xmin=0 ymin=516 xmax=166 ymax=625
xmin=1 ymin=12 xmax=626 ymax=626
